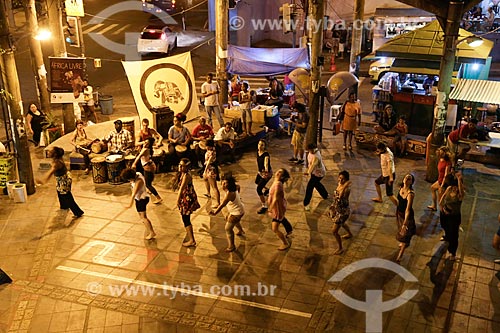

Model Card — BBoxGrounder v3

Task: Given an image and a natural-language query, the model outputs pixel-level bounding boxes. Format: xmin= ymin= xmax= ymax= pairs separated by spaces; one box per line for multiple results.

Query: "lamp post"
xmin=426 ymin=1 xmax=464 ymax=182
xmin=23 ymin=0 xmax=51 ymax=115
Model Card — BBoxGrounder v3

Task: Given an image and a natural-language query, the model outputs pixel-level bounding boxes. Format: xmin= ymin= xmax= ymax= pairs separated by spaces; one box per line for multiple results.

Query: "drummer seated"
xmin=102 ymin=119 xmax=134 ymax=155
xmin=136 ymin=118 xmax=163 ymax=149
xmin=214 ymin=122 xmax=236 ymax=164
xmin=166 ymin=113 xmax=193 ymax=169
xmin=71 ymin=119 xmax=96 ymax=174
xmin=191 ymin=117 xmax=214 ymax=167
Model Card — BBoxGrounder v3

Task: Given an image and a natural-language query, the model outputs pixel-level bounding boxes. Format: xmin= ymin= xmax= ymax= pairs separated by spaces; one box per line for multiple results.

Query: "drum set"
xmin=90 ymin=154 xmax=132 ymax=184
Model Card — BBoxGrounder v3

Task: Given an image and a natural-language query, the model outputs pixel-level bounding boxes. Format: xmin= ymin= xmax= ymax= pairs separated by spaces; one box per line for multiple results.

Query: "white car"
xmin=137 ymin=25 xmax=177 ymax=54
xmin=368 ymin=57 xmax=395 ymax=82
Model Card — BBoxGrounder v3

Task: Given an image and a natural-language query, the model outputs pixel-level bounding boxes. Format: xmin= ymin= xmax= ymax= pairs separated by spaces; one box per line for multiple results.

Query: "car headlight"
xmin=370 ymin=66 xmax=379 ymax=71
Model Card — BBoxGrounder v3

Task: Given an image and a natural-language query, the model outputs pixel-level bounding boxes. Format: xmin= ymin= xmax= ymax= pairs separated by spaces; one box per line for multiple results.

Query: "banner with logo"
xmin=122 ymin=52 xmax=198 ymax=125
xmin=49 ymin=57 xmax=85 ymax=103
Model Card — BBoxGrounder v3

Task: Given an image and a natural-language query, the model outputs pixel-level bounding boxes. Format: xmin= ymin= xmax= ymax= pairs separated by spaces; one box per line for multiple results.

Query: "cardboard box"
xmin=251 ymin=105 xmax=278 ymax=123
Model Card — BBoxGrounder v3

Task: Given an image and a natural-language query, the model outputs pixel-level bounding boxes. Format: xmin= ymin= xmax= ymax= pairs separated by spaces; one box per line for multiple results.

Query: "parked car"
xmin=137 ymin=25 xmax=177 ymax=55
xmin=368 ymin=57 xmax=395 ymax=82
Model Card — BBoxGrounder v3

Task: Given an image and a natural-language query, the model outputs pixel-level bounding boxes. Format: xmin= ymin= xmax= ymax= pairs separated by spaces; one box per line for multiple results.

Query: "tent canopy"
xmin=449 ymin=79 xmax=500 ymax=105
xmin=375 ymin=20 xmax=493 ymax=64
xmin=227 ymin=45 xmax=310 ymax=76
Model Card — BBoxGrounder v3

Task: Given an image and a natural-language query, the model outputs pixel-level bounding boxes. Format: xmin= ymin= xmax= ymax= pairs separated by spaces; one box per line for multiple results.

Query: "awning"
xmin=449 ymin=79 xmax=500 ymax=104
xmin=390 ymin=59 xmax=460 ymax=76
xmin=375 ymin=20 xmax=493 ymax=64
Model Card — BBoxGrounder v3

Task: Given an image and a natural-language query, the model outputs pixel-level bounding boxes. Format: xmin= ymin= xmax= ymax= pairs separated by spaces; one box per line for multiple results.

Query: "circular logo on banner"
xmin=139 ymin=63 xmax=193 ymax=115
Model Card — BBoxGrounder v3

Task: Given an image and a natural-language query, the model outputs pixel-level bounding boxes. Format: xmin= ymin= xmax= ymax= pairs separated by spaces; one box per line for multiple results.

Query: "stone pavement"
xmin=1 ymin=107 xmax=500 ymax=332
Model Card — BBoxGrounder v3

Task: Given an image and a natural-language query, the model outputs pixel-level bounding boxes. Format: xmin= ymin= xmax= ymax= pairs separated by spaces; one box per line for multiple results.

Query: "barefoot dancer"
xmin=210 ymin=176 xmax=245 ymax=252
xmin=121 ymin=168 xmax=156 ymax=240
xmin=329 ymin=170 xmax=353 ymax=255
xmin=174 ymin=158 xmax=201 ymax=247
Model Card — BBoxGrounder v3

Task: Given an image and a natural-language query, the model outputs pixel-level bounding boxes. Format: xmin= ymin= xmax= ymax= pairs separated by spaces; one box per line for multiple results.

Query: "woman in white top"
xmin=303 ymin=143 xmax=329 ymax=211
xmin=210 ymin=176 xmax=245 ymax=252
xmin=121 ymin=168 xmax=156 ymax=240
xmin=132 ymin=137 xmax=162 ymax=204
xmin=71 ymin=119 xmax=95 ymax=174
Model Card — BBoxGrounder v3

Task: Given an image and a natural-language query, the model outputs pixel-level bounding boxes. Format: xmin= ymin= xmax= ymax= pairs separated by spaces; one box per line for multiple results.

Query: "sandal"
xmin=341 ymin=234 xmax=352 ymax=240
xmin=333 ymin=248 xmax=344 ymax=255
xmin=371 ymin=198 xmax=383 ymax=203
xmin=427 ymin=205 xmax=437 ymax=211
xmin=182 ymin=241 xmax=196 ymax=247
xmin=278 ymin=243 xmax=290 ymax=251
xmin=225 ymin=247 xmax=236 ymax=252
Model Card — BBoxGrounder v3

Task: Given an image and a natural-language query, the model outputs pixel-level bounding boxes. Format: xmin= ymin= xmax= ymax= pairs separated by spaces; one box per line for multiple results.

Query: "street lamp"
xmin=34 ymin=28 xmax=52 ymax=41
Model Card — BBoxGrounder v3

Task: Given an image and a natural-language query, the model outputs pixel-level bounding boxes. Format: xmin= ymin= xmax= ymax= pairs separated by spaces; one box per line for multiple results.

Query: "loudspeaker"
xmin=151 ymin=106 xmax=174 ymax=139
xmin=0 ymin=268 xmax=12 ymax=285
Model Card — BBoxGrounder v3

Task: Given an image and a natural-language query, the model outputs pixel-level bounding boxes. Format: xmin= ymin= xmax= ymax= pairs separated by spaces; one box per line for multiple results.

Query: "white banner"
xmin=122 ymin=52 xmax=199 ymax=126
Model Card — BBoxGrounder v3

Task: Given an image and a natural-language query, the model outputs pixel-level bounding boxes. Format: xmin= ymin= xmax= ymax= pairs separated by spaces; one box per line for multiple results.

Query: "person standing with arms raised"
xmin=201 ymin=73 xmax=224 ymax=129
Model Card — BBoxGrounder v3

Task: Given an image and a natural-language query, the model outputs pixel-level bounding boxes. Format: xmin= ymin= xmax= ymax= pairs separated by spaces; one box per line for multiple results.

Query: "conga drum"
xmin=121 ymin=117 xmax=135 ymax=146
xmin=91 ymin=156 xmax=108 ymax=184
xmin=91 ymin=141 xmax=104 ymax=154
xmin=198 ymin=140 xmax=207 ymax=151
xmin=106 ymin=154 xmax=125 ymax=184
xmin=175 ymin=144 xmax=188 ymax=158
xmin=124 ymin=154 xmax=136 ymax=169
xmin=152 ymin=148 xmax=165 ymax=173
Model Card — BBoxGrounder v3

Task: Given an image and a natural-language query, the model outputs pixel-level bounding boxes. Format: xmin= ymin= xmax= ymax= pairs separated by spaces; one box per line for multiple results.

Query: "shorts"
xmin=291 ymin=130 xmax=305 ymax=149
xmin=227 ymin=214 xmax=244 ymax=225
xmin=135 ymin=197 xmax=149 ymax=212
xmin=375 ymin=173 xmax=395 ymax=196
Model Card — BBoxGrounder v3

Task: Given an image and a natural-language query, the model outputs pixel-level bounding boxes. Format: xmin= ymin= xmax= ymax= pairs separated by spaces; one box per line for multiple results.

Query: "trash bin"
xmin=6 ymin=180 xmax=18 ymax=199
xmin=100 ymin=95 xmax=113 ymax=115
xmin=12 ymin=183 xmax=27 ymax=203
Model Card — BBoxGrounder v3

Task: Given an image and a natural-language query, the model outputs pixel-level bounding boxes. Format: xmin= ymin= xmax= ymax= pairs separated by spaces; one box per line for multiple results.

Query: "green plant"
xmin=41 ymin=112 xmax=59 ymax=130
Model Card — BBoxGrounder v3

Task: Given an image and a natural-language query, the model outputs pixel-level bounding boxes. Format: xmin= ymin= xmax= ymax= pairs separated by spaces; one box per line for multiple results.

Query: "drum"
xmin=152 ymin=148 xmax=165 ymax=174
xmin=198 ymin=140 xmax=207 ymax=151
xmin=91 ymin=141 xmax=104 ymax=154
xmin=175 ymin=144 xmax=188 ymax=159
xmin=91 ymin=156 xmax=108 ymax=184
xmin=106 ymin=154 xmax=125 ymax=184
xmin=121 ymin=117 xmax=135 ymax=146
xmin=124 ymin=154 xmax=136 ymax=169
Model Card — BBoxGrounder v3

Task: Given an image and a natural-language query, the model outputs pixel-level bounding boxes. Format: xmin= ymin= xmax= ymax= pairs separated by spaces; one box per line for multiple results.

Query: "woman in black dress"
xmin=26 ymin=103 xmax=46 ymax=146
xmin=395 ymin=174 xmax=416 ymax=263
xmin=256 ymin=139 xmax=272 ymax=214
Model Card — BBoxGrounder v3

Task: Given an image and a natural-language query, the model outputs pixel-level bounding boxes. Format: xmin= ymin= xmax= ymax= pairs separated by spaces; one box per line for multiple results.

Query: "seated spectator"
xmin=385 ymin=115 xmax=409 ymax=156
xmin=102 ymin=119 xmax=133 ymax=155
xmin=423 ymin=75 xmax=435 ymax=95
xmin=215 ymin=122 xmax=236 ymax=164
xmin=136 ymin=118 xmax=163 ymax=148
xmin=447 ymin=118 xmax=478 ymax=161
xmin=71 ymin=119 xmax=96 ymax=175
xmin=374 ymin=105 xmax=396 ymax=133
xmin=191 ymin=117 xmax=214 ymax=167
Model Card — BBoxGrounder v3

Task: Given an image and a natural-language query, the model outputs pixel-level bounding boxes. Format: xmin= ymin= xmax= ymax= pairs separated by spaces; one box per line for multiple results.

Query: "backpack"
xmin=231 ymin=118 xmax=243 ymax=135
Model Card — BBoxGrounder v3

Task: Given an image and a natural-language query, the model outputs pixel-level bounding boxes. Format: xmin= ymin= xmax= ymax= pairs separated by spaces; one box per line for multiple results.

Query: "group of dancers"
xmin=39 ymin=121 xmax=468 ymax=262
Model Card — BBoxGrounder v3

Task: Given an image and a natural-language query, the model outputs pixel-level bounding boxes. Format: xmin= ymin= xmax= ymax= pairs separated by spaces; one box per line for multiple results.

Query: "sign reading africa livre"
xmin=49 ymin=57 xmax=86 ymax=103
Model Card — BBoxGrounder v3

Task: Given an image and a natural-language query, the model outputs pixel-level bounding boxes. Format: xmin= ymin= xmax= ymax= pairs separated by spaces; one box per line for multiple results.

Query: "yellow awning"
xmin=449 ymin=79 xmax=500 ymax=104
xmin=375 ymin=20 xmax=493 ymax=64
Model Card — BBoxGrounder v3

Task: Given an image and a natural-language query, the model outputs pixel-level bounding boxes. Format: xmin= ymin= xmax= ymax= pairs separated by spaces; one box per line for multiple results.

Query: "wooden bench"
xmin=355 ymin=126 xmax=427 ymax=155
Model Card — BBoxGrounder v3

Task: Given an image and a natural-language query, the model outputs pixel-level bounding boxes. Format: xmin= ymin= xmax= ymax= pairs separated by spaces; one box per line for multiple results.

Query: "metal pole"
xmin=215 ymin=0 xmax=229 ymax=106
xmin=349 ymin=0 xmax=364 ymax=96
xmin=77 ymin=16 xmax=85 ymax=57
xmin=0 ymin=1 xmax=36 ymax=194
xmin=24 ymin=0 xmax=51 ymax=114
xmin=426 ymin=1 xmax=464 ymax=182
xmin=47 ymin=0 xmax=67 ymax=57
xmin=305 ymin=0 xmax=324 ymax=147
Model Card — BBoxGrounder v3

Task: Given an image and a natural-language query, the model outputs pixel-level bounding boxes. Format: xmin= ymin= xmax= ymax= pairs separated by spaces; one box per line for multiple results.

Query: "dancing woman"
xmin=132 ymin=137 xmax=162 ymax=204
xmin=174 ymin=158 xmax=201 ymax=247
xmin=256 ymin=139 xmax=272 ymax=214
xmin=329 ymin=170 xmax=353 ymax=255
xmin=439 ymin=173 xmax=465 ymax=260
xmin=121 ymin=168 xmax=156 ymax=240
xmin=395 ymin=174 xmax=417 ymax=263
xmin=427 ymin=147 xmax=452 ymax=211
xmin=37 ymin=146 xmax=84 ymax=218
xmin=210 ymin=176 xmax=245 ymax=252
xmin=268 ymin=168 xmax=292 ymax=250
